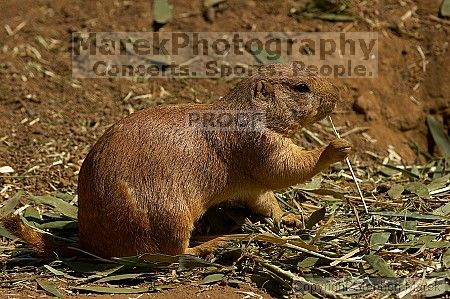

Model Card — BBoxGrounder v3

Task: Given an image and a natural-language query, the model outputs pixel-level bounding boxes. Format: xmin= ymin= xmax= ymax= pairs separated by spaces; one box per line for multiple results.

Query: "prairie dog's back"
xmin=77 ymin=103 xmax=232 ymax=256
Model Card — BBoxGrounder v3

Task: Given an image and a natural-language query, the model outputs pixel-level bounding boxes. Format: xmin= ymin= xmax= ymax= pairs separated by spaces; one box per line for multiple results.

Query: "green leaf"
xmin=74 ymin=286 xmax=150 ymax=294
xmin=401 ymin=220 xmax=417 ymax=231
xmin=178 ymin=255 xmax=221 ymax=271
xmin=442 ymin=0 xmax=450 ymax=17
xmin=443 ymin=248 xmax=450 ymax=268
xmin=370 ymin=232 xmax=391 ymax=252
xmin=297 ymin=257 xmax=319 ymax=269
xmin=139 ymin=253 xmax=179 ymax=264
xmin=425 ymin=282 xmax=450 ymax=297
xmin=23 ymin=206 xmax=42 ymax=221
xmin=427 ymin=115 xmax=450 ymax=158
xmin=153 ymin=0 xmax=172 ymax=24
xmin=37 ymin=221 xmax=77 ymax=230
xmin=304 ymin=188 xmax=344 ymax=199
xmin=316 ymin=13 xmax=355 ymax=22
xmin=0 ymin=224 xmax=16 ymax=240
xmin=36 ymin=279 xmax=62 ymax=298
xmin=433 ymin=202 xmax=450 ymax=216
xmin=305 ymin=207 xmax=326 ymax=229
xmin=388 ymin=184 xmax=404 ymax=200
xmin=55 ymin=192 xmax=75 ymax=202
xmin=405 ymin=182 xmax=430 ymax=199
xmin=44 ymin=265 xmax=79 ymax=280
xmin=421 ymin=241 xmax=450 ymax=249
xmin=200 ymin=273 xmax=224 ymax=284
xmin=401 ymin=220 xmax=417 ymax=240
xmin=298 ymin=177 xmax=322 ymax=190
xmin=95 ymin=273 xmax=143 ymax=283
xmin=115 ymin=253 xmax=177 ymax=269
xmin=381 ymin=164 xmax=420 ymax=179
xmin=427 ymin=174 xmax=450 ymax=192
xmin=0 ymin=191 xmax=22 ymax=218
xmin=29 ymin=195 xmax=78 ymax=219
xmin=363 ymin=254 xmax=397 ymax=278
xmin=63 ymin=261 xmax=122 ymax=277
xmin=370 ymin=211 xmax=450 ymax=221
xmin=250 ymin=45 xmax=285 ymax=64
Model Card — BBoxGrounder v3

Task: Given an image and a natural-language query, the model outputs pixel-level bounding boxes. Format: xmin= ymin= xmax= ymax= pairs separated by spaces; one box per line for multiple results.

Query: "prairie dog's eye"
xmin=294 ymin=83 xmax=310 ymax=93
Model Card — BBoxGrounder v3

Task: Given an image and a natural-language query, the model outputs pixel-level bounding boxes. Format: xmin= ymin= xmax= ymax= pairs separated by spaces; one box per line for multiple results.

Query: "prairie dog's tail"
xmin=2 ymin=215 xmax=76 ymax=257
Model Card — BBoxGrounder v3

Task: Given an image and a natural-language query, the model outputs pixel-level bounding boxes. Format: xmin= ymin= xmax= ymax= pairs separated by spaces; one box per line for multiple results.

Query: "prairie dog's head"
xmin=222 ymin=63 xmax=340 ymax=136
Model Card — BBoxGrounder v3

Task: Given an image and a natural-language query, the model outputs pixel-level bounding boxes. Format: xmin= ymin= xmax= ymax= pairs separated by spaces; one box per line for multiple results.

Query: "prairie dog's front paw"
xmin=280 ymin=213 xmax=303 ymax=228
xmin=324 ymin=138 xmax=352 ymax=162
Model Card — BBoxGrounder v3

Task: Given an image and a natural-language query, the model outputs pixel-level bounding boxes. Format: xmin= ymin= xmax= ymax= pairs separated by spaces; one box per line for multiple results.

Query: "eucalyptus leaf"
xmin=427 ymin=115 xmax=450 ymax=158
xmin=44 ymin=265 xmax=79 ymax=280
xmin=427 ymin=174 xmax=450 ymax=192
xmin=140 ymin=253 xmax=179 ymax=263
xmin=153 ymin=0 xmax=172 ymax=24
xmin=305 ymin=207 xmax=326 ymax=229
xmin=401 ymin=220 xmax=417 ymax=241
xmin=63 ymin=261 xmax=122 ymax=277
xmin=0 ymin=191 xmax=22 ymax=218
xmin=116 ymin=253 xmax=180 ymax=269
xmin=298 ymin=177 xmax=322 ymax=190
xmin=381 ymin=164 xmax=420 ymax=179
xmin=442 ymin=0 xmax=450 ymax=17
xmin=433 ymin=202 xmax=450 ymax=216
xmin=95 ymin=273 xmax=143 ymax=283
xmin=37 ymin=221 xmax=77 ymax=230
xmin=178 ymin=255 xmax=221 ymax=271
xmin=443 ymin=248 xmax=450 ymax=268
xmin=74 ymin=286 xmax=150 ymax=294
xmin=0 ymin=224 xmax=16 ymax=240
xmin=304 ymin=188 xmax=345 ymax=199
xmin=36 ymin=279 xmax=62 ymax=298
xmin=23 ymin=206 xmax=41 ymax=221
xmin=249 ymin=44 xmax=284 ymax=64
xmin=55 ymin=192 xmax=75 ymax=202
xmin=370 ymin=211 xmax=450 ymax=221
xmin=200 ymin=273 xmax=224 ymax=284
xmin=401 ymin=220 xmax=417 ymax=231
xmin=297 ymin=257 xmax=319 ymax=269
xmin=29 ymin=195 xmax=78 ymax=219
xmin=316 ymin=13 xmax=355 ymax=22
xmin=363 ymin=255 xmax=397 ymax=278
xmin=405 ymin=182 xmax=430 ymax=199
xmin=388 ymin=184 xmax=404 ymax=200
xmin=425 ymin=282 xmax=450 ymax=298
xmin=370 ymin=232 xmax=391 ymax=252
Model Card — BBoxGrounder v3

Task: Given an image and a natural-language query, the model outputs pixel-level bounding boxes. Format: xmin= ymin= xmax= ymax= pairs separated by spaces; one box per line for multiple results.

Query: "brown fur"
xmin=2 ymin=215 xmax=75 ymax=257
xmin=3 ymin=63 xmax=351 ymax=258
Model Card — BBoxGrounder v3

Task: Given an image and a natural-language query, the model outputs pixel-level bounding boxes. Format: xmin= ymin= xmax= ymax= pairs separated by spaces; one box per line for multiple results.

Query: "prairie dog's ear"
xmin=255 ymin=80 xmax=273 ymax=99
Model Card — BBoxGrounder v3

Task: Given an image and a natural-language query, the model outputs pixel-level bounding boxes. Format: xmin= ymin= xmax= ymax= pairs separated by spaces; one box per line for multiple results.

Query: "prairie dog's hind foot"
xmin=184 ymin=236 xmax=231 ymax=256
xmin=279 ymin=213 xmax=303 ymax=228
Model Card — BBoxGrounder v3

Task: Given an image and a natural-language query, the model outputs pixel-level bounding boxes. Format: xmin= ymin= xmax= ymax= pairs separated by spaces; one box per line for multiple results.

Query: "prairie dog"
xmin=3 ymin=63 xmax=351 ymax=257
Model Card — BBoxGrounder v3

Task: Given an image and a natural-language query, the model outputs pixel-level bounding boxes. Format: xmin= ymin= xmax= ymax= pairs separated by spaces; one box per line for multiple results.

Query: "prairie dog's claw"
xmin=324 ymin=138 xmax=352 ymax=161
xmin=281 ymin=213 xmax=303 ymax=228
